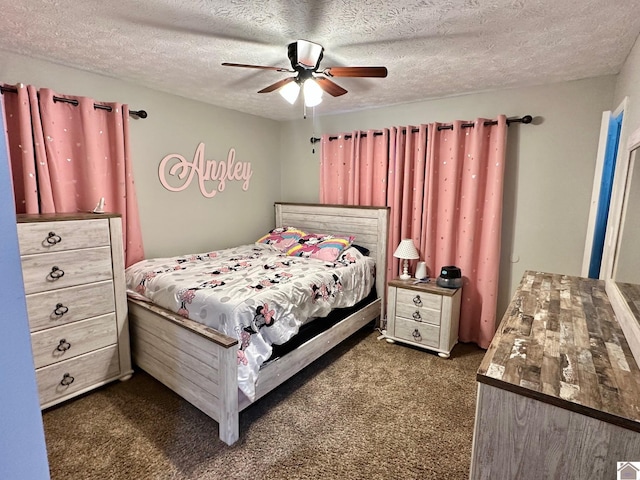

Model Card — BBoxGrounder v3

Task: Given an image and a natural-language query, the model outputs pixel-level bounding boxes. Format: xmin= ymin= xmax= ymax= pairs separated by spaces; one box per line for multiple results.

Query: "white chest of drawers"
xmin=385 ymin=278 xmax=461 ymax=358
xmin=17 ymin=213 xmax=133 ymax=408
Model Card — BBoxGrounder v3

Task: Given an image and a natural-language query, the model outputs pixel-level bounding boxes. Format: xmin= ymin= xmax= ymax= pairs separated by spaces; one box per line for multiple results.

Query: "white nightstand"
xmin=385 ymin=278 xmax=461 ymax=358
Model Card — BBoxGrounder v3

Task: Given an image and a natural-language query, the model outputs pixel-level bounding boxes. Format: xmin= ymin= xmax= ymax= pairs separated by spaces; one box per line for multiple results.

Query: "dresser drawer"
xmin=31 ymin=314 xmax=117 ymax=369
xmin=17 ymin=219 xmax=110 ymax=255
xmin=21 ymin=247 xmax=113 ymax=294
xmin=393 ymin=316 xmax=440 ymax=348
xmin=26 ymin=281 xmax=115 ymax=332
xmin=36 ymin=345 xmax=120 ymax=407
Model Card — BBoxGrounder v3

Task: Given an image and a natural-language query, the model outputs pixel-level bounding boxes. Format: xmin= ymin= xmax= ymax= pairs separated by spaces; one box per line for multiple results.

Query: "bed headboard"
xmin=275 ymin=202 xmax=389 ymax=321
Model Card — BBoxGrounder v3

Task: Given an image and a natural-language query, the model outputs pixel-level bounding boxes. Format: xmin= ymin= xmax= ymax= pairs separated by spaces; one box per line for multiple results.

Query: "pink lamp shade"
xmin=393 ymin=239 xmax=420 ymax=280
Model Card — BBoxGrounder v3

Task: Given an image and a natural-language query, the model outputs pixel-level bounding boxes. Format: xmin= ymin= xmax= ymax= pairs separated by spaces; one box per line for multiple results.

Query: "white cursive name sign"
xmin=159 ymin=142 xmax=253 ymax=198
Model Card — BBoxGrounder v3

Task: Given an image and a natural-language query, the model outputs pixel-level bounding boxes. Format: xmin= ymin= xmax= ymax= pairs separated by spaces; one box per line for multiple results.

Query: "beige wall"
xmin=612 ymin=34 xmax=640 ymax=283
xmin=614 ymin=34 xmax=640 ymax=139
xmin=279 ymin=76 xmax=617 ymax=316
xmin=0 ymin=49 xmax=282 ymax=258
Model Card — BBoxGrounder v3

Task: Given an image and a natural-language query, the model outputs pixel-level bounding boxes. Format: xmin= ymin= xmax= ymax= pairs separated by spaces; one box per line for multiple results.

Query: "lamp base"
xmin=400 ymin=259 xmax=411 ymax=280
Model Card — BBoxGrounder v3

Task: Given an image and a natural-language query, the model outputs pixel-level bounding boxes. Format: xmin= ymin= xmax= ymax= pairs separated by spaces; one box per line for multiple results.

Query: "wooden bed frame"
xmin=127 ymin=203 xmax=389 ymax=445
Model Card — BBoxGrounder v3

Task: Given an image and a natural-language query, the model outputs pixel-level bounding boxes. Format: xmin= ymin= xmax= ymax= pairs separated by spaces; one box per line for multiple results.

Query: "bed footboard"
xmin=128 ymin=299 xmax=240 ymax=445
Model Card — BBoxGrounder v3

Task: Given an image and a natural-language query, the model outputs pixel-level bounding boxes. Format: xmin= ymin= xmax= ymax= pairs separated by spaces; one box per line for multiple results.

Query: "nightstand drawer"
xmin=396 ymin=288 xmax=442 ymax=310
xmin=394 ymin=317 xmax=439 ymax=348
xmin=31 ymin=314 xmax=117 ymax=369
xmin=26 ymin=281 xmax=115 ymax=332
xmin=36 ymin=345 xmax=120 ymax=407
xmin=395 ymin=303 xmax=441 ymax=325
xmin=17 ymin=219 xmax=110 ymax=255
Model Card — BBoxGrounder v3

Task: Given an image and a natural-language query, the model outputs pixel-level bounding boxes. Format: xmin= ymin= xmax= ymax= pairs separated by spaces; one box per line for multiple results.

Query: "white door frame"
xmin=581 ymin=97 xmax=629 ymax=278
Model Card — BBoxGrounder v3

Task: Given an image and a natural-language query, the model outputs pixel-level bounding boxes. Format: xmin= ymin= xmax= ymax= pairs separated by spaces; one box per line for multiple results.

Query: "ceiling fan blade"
xmin=222 ymin=62 xmax=293 ymax=72
xmin=315 ymin=78 xmax=348 ymax=97
xmin=323 ymin=66 xmax=388 ymax=78
xmin=258 ymin=77 xmax=296 ymax=93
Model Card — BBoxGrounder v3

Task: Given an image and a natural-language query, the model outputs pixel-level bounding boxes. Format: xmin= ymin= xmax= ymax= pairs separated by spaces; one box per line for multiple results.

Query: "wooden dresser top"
xmin=478 ymin=270 xmax=640 ymax=432
xmin=17 ymin=212 xmax=120 ymax=223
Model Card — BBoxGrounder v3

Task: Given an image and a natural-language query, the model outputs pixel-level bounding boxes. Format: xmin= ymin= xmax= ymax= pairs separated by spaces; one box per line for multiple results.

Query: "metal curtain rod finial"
xmin=130 ymin=109 xmax=148 ymax=119
xmin=508 ymin=114 xmax=533 ymax=125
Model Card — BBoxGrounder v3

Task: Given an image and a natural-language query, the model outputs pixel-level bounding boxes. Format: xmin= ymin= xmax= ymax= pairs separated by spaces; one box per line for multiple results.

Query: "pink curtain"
xmin=320 ymin=129 xmax=393 ymax=279
xmin=320 ymin=117 xmax=508 ymax=348
xmin=320 ymin=130 xmax=390 ymax=206
xmin=386 ymin=125 xmax=429 ymax=282
xmin=3 ymin=84 xmax=144 ymax=266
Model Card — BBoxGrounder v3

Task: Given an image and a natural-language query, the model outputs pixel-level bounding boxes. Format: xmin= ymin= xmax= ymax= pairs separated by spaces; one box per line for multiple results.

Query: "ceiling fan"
xmin=222 ymin=39 xmax=388 ymax=107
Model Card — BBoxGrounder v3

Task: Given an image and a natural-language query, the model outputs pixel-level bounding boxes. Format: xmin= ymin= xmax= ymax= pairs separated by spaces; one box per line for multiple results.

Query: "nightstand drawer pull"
xmin=53 ymin=303 xmax=69 ymax=317
xmin=60 ymin=373 xmax=74 ymax=387
xmin=412 ymin=329 xmax=422 ymax=341
xmin=413 ymin=295 xmax=423 ymax=307
xmin=48 ymin=266 xmax=65 ymax=280
xmin=56 ymin=339 xmax=71 ymax=352
xmin=412 ymin=311 xmax=422 ymax=321
xmin=45 ymin=231 xmax=62 ymax=245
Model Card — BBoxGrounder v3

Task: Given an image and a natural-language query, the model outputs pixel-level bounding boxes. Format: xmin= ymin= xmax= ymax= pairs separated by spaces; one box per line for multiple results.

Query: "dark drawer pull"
xmin=46 ymin=232 xmax=62 ymax=245
xmin=48 ymin=266 xmax=65 ymax=280
xmin=412 ymin=329 xmax=422 ymax=342
xmin=413 ymin=295 xmax=422 ymax=307
xmin=60 ymin=373 xmax=74 ymax=387
xmin=56 ymin=339 xmax=71 ymax=352
xmin=412 ymin=311 xmax=422 ymax=321
xmin=54 ymin=303 xmax=69 ymax=316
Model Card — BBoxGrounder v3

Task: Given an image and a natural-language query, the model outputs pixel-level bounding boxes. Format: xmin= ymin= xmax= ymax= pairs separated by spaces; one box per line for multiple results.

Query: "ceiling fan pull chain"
xmin=312 ymin=108 xmax=318 ymax=154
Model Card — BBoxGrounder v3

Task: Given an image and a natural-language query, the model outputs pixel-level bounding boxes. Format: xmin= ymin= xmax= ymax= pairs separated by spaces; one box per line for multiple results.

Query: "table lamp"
xmin=393 ymin=239 xmax=420 ymax=280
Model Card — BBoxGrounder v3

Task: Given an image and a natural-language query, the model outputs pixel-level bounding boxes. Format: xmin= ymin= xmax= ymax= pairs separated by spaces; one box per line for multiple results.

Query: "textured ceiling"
xmin=1 ymin=0 xmax=639 ymax=121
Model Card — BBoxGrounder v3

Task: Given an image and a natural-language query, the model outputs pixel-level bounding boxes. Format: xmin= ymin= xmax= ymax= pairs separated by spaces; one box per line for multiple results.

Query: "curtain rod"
xmin=0 ymin=85 xmax=147 ymax=119
xmin=309 ymin=114 xmax=533 ymax=144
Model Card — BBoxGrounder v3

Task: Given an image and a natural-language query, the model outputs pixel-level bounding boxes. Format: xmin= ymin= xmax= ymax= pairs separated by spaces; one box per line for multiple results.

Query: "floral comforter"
xmin=125 ymin=243 xmax=375 ymax=401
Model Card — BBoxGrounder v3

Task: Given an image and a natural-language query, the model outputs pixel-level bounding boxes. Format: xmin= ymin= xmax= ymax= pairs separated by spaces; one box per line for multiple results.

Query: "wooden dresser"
xmin=385 ymin=278 xmax=461 ymax=357
xmin=17 ymin=213 xmax=133 ymax=409
xmin=470 ymin=271 xmax=640 ymax=479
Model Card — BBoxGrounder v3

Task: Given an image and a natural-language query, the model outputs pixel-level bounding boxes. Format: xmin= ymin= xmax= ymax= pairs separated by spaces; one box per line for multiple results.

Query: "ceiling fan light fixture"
xmin=303 ymin=79 xmax=323 ymax=107
xmin=223 ymin=39 xmax=387 ymax=110
xmin=290 ymin=40 xmax=324 ymax=70
xmin=279 ymin=81 xmax=300 ymax=104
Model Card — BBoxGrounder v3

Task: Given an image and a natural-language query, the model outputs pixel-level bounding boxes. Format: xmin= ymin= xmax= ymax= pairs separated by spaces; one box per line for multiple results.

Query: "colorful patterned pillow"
xmin=256 ymin=227 xmax=306 ymax=252
xmin=286 ymin=233 xmax=355 ymax=261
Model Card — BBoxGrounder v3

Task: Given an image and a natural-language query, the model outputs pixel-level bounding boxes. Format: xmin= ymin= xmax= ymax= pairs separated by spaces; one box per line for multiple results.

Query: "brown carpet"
xmin=42 ymin=328 xmax=485 ymax=480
